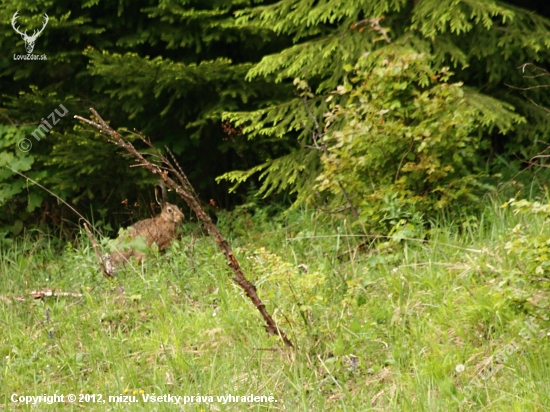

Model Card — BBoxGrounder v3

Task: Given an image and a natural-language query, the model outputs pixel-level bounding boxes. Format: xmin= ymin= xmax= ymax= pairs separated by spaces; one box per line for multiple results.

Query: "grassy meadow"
xmin=1 ymin=198 xmax=550 ymax=411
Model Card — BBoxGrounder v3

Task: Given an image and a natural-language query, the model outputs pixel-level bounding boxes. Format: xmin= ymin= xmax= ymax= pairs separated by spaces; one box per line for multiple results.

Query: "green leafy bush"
xmin=316 ymin=47 xmax=522 ymax=233
xmin=241 ymin=246 xmax=327 ymax=333
xmin=500 ymin=198 xmax=550 ymax=315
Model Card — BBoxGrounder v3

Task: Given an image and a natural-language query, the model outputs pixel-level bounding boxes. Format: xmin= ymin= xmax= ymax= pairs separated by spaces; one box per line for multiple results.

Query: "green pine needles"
xmin=220 ymin=0 xmax=550 ymax=230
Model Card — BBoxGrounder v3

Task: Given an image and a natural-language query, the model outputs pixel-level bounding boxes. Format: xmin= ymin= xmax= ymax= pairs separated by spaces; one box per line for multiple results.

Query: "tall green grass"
xmin=1 ymin=198 xmax=549 ymax=411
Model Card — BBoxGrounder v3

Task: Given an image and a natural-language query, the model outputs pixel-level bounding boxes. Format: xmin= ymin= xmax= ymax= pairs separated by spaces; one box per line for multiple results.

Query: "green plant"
xmin=220 ymin=0 xmax=550 ymax=219
xmin=0 ymin=125 xmax=46 ymax=237
xmin=316 ymin=47 xmax=521 ymax=232
xmin=500 ymin=198 xmax=550 ymax=316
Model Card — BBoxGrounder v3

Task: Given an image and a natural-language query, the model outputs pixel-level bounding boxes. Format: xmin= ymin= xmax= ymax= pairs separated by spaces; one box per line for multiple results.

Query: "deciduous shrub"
xmin=316 ymin=47 xmax=522 ymax=233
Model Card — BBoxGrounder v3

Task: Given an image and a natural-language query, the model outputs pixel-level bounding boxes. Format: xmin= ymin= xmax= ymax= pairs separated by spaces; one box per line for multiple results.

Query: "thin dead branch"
xmin=505 ymin=63 xmax=550 ymax=114
xmin=30 ymin=290 xmax=83 ymax=299
xmin=523 ymin=94 xmax=550 ymax=115
xmin=1 ymin=290 xmax=84 ymax=303
xmin=350 ymin=17 xmax=391 ymax=44
xmin=83 ymin=223 xmax=116 ymax=279
xmin=74 ymin=108 xmax=293 ymax=348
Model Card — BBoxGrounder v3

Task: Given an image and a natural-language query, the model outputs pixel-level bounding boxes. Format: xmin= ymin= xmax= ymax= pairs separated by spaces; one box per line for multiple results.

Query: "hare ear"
xmin=154 ymin=186 xmax=162 ymax=207
xmin=155 ymin=181 xmax=167 ymax=208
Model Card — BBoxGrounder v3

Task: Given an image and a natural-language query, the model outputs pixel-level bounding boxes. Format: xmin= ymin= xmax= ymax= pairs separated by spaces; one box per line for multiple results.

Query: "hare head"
xmin=162 ymin=203 xmax=184 ymax=224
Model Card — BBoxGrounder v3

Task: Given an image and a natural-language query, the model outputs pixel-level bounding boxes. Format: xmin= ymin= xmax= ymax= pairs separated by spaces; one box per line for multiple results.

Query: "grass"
xmin=1 ymin=197 xmax=550 ymax=411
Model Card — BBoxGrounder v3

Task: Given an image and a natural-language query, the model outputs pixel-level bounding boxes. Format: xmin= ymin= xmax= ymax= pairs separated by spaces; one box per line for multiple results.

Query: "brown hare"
xmin=105 ymin=202 xmax=184 ymax=273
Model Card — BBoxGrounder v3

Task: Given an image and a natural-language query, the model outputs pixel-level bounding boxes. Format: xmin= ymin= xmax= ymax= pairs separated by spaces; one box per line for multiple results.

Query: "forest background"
xmin=0 ymin=0 xmax=549 ymax=235
xmin=3 ymin=0 xmax=550 ymax=410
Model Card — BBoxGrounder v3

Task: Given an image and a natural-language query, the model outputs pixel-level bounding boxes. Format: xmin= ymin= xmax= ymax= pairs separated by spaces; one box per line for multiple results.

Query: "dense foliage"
xmin=3 ymin=2 xmax=550 ymax=409
xmin=0 ymin=0 xmax=291 ymax=234
xmin=221 ymin=0 xmax=550 ymax=230
xmin=316 ymin=48 xmax=521 ymax=233
xmin=1 ymin=0 xmax=550 ymax=236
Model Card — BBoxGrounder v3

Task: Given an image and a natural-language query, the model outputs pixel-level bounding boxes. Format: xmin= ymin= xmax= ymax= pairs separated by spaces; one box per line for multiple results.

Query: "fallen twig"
xmin=30 ymin=290 xmax=83 ymax=299
xmin=1 ymin=290 xmax=85 ymax=303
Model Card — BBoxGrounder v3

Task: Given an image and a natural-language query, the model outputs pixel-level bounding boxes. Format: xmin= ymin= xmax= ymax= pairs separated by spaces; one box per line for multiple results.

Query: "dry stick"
xmin=74 ymin=109 xmax=294 ymax=348
xmin=4 ymin=165 xmax=123 ymax=280
xmin=1 ymin=290 xmax=84 ymax=303
xmin=4 ymin=165 xmax=99 ymax=236
xmin=83 ymin=223 xmax=115 ymax=279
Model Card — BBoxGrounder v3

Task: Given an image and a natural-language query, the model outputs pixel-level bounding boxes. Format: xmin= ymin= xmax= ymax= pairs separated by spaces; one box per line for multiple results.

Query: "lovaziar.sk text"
xmin=14 ymin=54 xmax=47 ymax=60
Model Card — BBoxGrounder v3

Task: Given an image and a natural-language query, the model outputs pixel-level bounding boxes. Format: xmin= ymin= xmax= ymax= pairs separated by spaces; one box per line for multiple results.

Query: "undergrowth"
xmin=1 ymin=196 xmax=550 ymax=411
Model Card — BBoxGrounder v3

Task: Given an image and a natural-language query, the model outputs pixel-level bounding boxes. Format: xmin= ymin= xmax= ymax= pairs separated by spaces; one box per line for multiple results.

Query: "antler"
xmin=11 ymin=11 xmax=49 ymax=54
xmin=11 ymin=11 xmax=48 ymax=40
xmin=11 ymin=11 xmax=25 ymax=37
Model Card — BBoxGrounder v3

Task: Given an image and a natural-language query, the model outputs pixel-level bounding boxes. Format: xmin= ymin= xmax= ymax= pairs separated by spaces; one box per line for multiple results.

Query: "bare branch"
xmin=351 ymin=17 xmax=391 ymax=43
xmin=519 ymin=63 xmax=550 ymax=76
xmin=83 ymin=223 xmax=116 ymax=279
xmin=504 ymin=83 xmax=550 ymax=91
xmin=75 ymin=109 xmax=293 ymax=348
xmin=506 ymin=63 xmax=550 ymax=91
xmin=524 ymin=95 xmax=550 ymax=115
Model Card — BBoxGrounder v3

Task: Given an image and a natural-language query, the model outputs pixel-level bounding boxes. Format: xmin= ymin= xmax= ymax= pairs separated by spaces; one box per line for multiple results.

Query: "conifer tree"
xmin=0 ymin=0 xmax=289 ymax=229
xmin=220 ymin=0 xmax=550 ymax=222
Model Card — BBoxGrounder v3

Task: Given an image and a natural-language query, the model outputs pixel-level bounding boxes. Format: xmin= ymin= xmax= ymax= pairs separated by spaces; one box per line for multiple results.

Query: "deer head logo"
xmin=11 ymin=11 xmax=49 ymax=54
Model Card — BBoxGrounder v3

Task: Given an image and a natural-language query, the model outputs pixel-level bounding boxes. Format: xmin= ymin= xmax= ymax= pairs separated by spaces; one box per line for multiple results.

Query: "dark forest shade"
xmin=1 ymin=0 xmax=550 ymax=233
